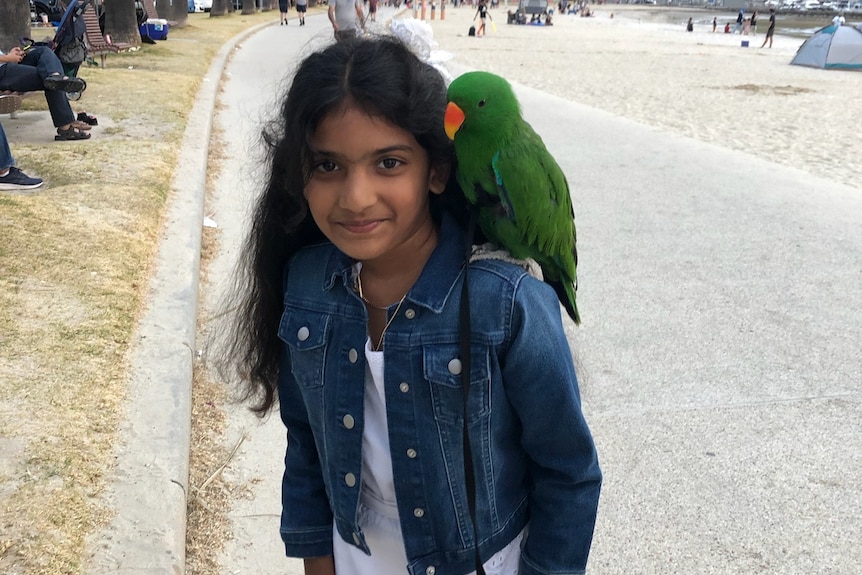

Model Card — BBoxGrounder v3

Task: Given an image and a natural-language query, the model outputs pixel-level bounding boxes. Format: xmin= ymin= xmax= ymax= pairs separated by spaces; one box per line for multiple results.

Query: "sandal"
xmin=76 ymin=111 xmax=98 ymax=126
xmin=44 ymin=75 xmax=86 ymax=93
xmin=55 ymin=125 xmax=91 ymax=141
xmin=72 ymin=120 xmax=92 ymax=131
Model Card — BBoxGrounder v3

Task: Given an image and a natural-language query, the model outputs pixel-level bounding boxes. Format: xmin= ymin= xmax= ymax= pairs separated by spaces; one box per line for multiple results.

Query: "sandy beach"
xmin=418 ymin=5 xmax=860 ymax=189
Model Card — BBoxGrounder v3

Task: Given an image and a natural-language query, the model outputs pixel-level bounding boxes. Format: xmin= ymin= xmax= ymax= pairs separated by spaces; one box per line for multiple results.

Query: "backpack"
xmin=56 ymin=36 xmax=87 ymax=66
xmin=468 ymin=25 xmax=476 ymax=36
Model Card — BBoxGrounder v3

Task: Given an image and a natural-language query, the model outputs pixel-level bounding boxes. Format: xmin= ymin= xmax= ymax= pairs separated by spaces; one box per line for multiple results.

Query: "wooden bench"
xmin=0 ymin=92 xmax=40 ymax=119
xmin=82 ymin=8 xmax=133 ymax=68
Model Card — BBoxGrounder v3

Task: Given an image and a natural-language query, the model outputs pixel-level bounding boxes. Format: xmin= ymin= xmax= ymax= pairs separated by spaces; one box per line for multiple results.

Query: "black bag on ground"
xmin=469 ymin=25 xmax=476 ymax=36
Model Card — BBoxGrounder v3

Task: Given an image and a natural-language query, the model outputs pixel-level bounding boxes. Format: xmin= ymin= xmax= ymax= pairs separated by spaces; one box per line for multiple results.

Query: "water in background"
xmin=619 ymin=6 xmax=846 ymax=38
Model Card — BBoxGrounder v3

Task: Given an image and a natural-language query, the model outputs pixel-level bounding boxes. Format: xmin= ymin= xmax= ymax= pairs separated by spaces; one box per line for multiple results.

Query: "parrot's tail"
xmin=548 ymin=278 xmax=580 ymax=325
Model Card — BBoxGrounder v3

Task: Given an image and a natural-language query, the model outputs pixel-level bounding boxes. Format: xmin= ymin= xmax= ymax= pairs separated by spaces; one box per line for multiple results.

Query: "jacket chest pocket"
xmin=278 ymin=310 xmax=330 ymax=389
xmin=424 ymin=343 xmax=491 ymax=426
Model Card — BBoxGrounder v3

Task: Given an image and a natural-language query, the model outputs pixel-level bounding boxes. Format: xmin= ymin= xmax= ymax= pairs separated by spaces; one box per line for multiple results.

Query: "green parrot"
xmin=445 ymin=71 xmax=580 ymax=324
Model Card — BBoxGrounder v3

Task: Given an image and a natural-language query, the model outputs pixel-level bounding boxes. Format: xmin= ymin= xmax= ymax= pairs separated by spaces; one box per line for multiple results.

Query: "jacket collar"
xmin=322 ymin=211 xmax=467 ymax=314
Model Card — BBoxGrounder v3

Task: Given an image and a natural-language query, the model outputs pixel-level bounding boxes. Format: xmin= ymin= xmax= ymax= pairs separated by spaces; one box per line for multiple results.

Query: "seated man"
xmin=0 ymin=122 xmax=44 ymax=191
xmin=0 ymin=45 xmax=91 ymax=141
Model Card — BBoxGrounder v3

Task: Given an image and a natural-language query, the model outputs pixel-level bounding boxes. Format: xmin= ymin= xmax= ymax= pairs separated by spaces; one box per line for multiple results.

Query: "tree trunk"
xmin=210 ymin=0 xmax=230 ymax=16
xmin=261 ymin=0 xmax=275 ymax=12
xmin=242 ymin=0 xmax=257 ymax=15
xmin=0 ymin=0 xmax=31 ymax=52
xmin=164 ymin=0 xmax=189 ymax=26
xmin=103 ymin=0 xmax=142 ymax=46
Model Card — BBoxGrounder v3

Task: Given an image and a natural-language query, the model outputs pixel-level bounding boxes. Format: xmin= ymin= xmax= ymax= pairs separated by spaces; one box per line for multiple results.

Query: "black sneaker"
xmin=0 ymin=167 xmax=44 ymax=191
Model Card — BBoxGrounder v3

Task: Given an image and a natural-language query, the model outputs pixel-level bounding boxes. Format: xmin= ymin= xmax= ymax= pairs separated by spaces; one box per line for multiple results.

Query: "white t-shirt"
xmin=832 ymin=14 xmax=845 ymax=26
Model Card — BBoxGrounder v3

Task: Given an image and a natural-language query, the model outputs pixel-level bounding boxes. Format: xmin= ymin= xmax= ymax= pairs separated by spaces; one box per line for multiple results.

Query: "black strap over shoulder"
xmin=459 ymin=208 xmax=485 ymax=575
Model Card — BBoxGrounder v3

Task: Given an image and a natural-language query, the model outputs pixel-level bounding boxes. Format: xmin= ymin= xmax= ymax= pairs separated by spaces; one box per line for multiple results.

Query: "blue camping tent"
xmin=790 ymin=24 xmax=862 ymax=70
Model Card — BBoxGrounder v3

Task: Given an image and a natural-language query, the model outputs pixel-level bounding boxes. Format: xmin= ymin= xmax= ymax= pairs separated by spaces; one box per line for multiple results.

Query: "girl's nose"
xmin=339 ymin=169 xmax=376 ymax=212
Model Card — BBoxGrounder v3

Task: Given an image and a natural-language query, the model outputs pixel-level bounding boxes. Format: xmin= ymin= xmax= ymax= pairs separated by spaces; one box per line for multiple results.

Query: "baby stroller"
xmin=51 ymin=0 xmax=92 ymax=101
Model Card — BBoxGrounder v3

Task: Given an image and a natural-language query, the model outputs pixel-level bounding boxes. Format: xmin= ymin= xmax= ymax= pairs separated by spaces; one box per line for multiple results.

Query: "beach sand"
xmin=420 ymin=5 xmax=860 ymax=189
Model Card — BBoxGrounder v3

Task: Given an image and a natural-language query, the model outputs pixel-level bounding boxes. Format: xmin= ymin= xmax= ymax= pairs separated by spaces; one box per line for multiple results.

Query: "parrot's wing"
xmin=491 ymin=125 xmax=576 ymax=271
xmin=491 ymin=125 xmax=580 ymax=323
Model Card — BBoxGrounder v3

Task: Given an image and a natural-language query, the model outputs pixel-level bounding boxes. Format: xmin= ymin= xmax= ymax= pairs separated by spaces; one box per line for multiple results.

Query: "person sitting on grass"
xmin=0 ymin=45 xmax=91 ymax=141
xmin=0 ymin=121 xmax=43 ymax=191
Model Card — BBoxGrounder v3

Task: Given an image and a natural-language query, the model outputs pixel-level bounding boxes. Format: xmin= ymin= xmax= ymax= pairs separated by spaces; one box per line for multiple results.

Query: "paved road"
xmin=207 ymin=11 xmax=862 ymax=575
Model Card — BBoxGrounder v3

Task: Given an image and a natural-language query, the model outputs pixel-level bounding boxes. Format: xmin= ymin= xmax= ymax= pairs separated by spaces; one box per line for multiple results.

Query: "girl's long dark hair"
xmin=214 ymin=36 xmax=467 ymax=415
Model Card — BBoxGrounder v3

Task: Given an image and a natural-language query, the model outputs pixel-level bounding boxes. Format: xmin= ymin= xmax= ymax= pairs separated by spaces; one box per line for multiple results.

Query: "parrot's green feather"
xmin=447 ymin=71 xmax=580 ymax=324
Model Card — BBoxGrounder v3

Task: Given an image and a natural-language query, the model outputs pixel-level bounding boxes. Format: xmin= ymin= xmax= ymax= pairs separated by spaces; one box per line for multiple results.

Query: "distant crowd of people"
xmin=690 ymin=7 xmax=777 ymax=48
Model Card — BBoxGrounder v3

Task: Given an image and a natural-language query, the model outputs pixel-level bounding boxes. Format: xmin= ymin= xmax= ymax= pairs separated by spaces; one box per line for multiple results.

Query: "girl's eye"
xmin=379 ymin=158 xmax=402 ymax=170
xmin=477 ymin=99 xmax=487 ymax=108
xmin=314 ymin=160 xmax=338 ymax=173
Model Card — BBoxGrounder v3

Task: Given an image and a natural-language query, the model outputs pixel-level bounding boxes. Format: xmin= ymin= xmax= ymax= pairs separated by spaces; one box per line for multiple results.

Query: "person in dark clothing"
xmin=760 ymin=9 xmax=775 ymax=48
xmin=0 ymin=46 xmax=91 ymax=140
xmin=474 ymin=0 xmax=491 ymax=36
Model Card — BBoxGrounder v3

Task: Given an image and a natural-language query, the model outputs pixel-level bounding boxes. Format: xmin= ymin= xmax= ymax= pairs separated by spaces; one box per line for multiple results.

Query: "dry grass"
xmin=0 ymin=10 xmax=279 ymax=574
xmin=186 ymin=110 xmax=232 ymax=575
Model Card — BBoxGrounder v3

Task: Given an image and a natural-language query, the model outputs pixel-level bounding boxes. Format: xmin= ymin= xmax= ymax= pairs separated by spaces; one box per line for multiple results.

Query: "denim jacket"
xmin=277 ymin=213 xmax=602 ymax=575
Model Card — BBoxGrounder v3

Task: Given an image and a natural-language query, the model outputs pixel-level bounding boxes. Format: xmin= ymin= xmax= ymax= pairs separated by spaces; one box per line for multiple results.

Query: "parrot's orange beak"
xmin=444 ymin=102 xmax=465 ymax=141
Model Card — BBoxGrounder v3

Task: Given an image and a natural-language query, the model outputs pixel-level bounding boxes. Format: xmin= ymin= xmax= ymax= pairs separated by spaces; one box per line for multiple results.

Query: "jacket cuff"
xmin=520 ymin=552 xmax=586 ymax=575
xmin=281 ymin=526 xmax=334 ymax=558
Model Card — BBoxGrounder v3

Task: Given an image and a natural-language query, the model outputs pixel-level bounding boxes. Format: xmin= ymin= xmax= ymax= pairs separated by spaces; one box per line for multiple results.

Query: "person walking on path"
xmin=279 ymin=0 xmax=290 ymax=25
xmin=760 ymin=8 xmax=775 ymax=48
xmin=712 ymin=16 xmax=717 ymax=32
xmin=296 ymin=0 xmax=307 ymax=25
xmin=732 ymin=8 xmax=744 ymax=34
xmin=0 ymin=121 xmax=43 ymax=191
xmin=328 ymin=0 xmax=365 ymax=41
xmin=216 ymin=36 xmax=602 ymax=575
xmin=750 ymin=10 xmax=758 ymax=36
xmin=0 ymin=45 xmax=90 ymax=140
xmin=474 ymin=0 xmax=492 ymax=36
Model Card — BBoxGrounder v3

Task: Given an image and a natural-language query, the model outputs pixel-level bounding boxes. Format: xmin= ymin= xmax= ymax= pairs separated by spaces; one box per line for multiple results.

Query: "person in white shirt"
xmin=832 ymin=12 xmax=845 ymax=26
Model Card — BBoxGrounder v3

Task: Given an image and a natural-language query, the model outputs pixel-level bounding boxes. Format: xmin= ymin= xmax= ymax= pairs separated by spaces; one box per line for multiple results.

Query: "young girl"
xmin=474 ymin=0 xmax=491 ymax=36
xmin=220 ymin=36 xmax=601 ymax=575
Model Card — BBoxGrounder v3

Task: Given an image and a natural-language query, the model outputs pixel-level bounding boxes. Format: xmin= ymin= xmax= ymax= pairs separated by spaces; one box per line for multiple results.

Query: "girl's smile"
xmin=338 ymin=219 xmax=383 ymax=235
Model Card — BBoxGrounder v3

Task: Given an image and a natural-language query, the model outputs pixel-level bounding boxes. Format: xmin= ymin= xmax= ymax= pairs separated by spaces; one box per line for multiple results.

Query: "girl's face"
xmin=304 ymin=103 xmax=449 ymax=266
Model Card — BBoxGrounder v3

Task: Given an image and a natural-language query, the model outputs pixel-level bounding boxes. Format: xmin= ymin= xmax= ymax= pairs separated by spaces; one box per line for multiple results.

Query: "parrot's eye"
xmin=477 ymin=99 xmax=487 ymax=108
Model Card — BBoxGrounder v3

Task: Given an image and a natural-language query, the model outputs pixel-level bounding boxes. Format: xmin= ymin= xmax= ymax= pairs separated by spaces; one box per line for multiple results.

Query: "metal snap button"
xmin=297 ymin=326 xmax=309 ymax=341
xmin=447 ymin=358 xmax=462 ymax=375
xmin=426 ymin=567 xmax=436 ymax=575
xmin=406 ymin=448 xmax=417 ymax=459
xmin=348 ymin=348 xmax=358 ymax=363
xmin=413 ymin=507 xmax=424 ymax=518
xmin=343 ymin=414 xmax=355 ymax=429
xmin=399 ymin=382 xmax=410 ymax=393
xmin=345 ymin=473 xmax=356 ymax=487
xmin=404 ymin=308 xmax=416 ymax=319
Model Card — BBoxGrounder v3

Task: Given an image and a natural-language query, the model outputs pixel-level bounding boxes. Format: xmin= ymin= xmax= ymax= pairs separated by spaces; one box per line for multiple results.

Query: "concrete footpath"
xmin=88 ymin=8 xmax=861 ymax=575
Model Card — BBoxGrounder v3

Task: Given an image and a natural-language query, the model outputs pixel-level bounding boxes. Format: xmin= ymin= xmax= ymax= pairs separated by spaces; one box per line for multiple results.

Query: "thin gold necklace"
xmin=356 ymin=272 xmax=407 ymax=351
xmin=355 ymin=273 xmax=390 ymax=310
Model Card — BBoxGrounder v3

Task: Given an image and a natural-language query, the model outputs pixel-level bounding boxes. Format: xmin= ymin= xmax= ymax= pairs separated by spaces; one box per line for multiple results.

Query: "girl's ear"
xmin=428 ymin=162 xmax=451 ymax=196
